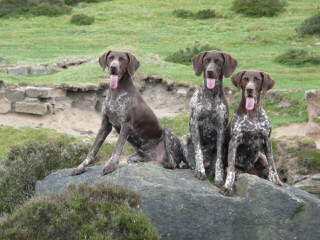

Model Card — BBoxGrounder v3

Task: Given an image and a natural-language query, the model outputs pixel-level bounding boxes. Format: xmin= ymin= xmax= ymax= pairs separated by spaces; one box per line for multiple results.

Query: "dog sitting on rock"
xmin=72 ymin=50 xmax=187 ymax=176
xmin=221 ymin=70 xmax=283 ymax=196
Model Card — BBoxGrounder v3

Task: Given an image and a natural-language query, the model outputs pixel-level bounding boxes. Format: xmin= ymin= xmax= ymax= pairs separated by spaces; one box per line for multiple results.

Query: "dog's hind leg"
xmin=72 ymin=115 xmax=112 ymax=176
xmin=182 ymin=134 xmax=196 ymax=169
xmin=102 ymin=123 xmax=129 ymax=175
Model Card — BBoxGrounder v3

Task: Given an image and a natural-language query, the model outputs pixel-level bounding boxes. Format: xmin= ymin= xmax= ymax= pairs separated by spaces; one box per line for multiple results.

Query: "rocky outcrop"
xmin=36 ymin=163 xmax=320 ymax=240
xmin=295 ymin=174 xmax=320 ymax=198
xmin=0 ymin=56 xmax=95 ymax=75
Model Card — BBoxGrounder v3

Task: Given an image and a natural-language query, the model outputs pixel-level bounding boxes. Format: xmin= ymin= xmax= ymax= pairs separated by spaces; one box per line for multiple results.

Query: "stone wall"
xmin=0 ymin=81 xmax=107 ymax=116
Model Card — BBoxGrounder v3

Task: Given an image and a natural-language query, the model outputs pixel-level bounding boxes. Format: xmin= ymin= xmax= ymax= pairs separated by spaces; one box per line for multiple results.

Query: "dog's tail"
xmin=163 ymin=128 xmax=189 ymax=169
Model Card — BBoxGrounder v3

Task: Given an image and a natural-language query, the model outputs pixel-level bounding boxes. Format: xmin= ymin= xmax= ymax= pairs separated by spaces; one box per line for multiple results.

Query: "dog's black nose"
xmin=110 ymin=66 xmax=117 ymax=74
xmin=206 ymin=70 xmax=214 ymax=78
xmin=246 ymin=88 xmax=254 ymax=97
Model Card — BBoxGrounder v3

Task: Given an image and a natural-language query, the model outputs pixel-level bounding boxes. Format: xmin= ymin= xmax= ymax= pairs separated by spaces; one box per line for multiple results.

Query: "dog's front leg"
xmin=102 ymin=123 xmax=129 ymax=175
xmin=190 ymin=119 xmax=206 ymax=180
xmin=264 ymin=136 xmax=283 ymax=186
xmin=221 ymin=137 xmax=238 ymax=196
xmin=215 ymin=129 xmax=225 ymax=186
xmin=72 ymin=115 xmax=112 ymax=176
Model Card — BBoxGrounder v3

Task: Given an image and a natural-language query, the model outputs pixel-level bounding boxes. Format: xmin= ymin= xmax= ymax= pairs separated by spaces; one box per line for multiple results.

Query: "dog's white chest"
xmin=104 ymin=91 xmax=130 ymax=125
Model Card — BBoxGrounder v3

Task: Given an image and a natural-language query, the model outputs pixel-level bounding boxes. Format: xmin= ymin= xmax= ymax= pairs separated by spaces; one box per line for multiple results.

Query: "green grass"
xmin=0 ymin=0 xmax=319 ymax=90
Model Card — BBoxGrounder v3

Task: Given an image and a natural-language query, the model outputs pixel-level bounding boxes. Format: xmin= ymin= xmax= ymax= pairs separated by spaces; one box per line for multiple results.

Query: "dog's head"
xmin=192 ymin=50 xmax=237 ymax=90
xmin=99 ymin=50 xmax=140 ymax=89
xmin=231 ymin=70 xmax=275 ymax=111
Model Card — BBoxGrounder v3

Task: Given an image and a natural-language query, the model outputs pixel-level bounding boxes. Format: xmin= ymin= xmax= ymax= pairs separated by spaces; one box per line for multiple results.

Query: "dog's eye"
xmin=214 ymin=59 xmax=220 ymax=64
xmin=109 ymin=56 xmax=114 ymax=61
xmin=205 ymin=58 xmax=210 ymax=63
xmin=254 ymin=77 xmax=259 ymax=81
xmin=119 ymin=57 xmax=124 ymax=61
xmin=243 ymin=77 xmax=248 ymax=81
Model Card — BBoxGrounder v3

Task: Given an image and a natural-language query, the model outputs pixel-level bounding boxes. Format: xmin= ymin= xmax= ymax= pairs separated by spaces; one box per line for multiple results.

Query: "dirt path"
xmin=273 ymin=122 xmax=320 ymax=149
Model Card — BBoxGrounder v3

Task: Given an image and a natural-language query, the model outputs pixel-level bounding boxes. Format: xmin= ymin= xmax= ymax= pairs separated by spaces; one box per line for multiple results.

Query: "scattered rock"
xmin=25 ymin=87 xmax=66 ymax=98
xmin=5 ymin=88 xmax=25 ymax=102
xmin=277 ymin=99 xmax=293 ymax=108
xmin=306 ymin=90 xmax=320 ymax=122
xmin=0 ymin=96 xmax=11 ymax=114
xmin=15 ymin=102 xmax=50 ymax=115
xmin=36 ymin=163 xmax=320 ymax=240
xmin=6 ymin=66 xmax=29 ymax=75
xmin=295 ymin=174 xmax=320 ymax=198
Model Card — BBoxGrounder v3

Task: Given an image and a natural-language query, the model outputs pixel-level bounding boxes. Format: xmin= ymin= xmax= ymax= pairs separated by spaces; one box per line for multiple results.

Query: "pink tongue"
xmin=109 ymin=75 xmax=119 ymax=89
xmin=246 ymin=97 xmax=255 ymax=110
xmin=206 ymin=78 xmax=216 ymax=89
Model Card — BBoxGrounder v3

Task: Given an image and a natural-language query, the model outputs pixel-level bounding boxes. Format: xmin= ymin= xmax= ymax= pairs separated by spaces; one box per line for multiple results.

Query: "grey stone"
xmin=25 ymin=87 xmax=66 ymax=98
xmin=0 ymin=96 xmax=11 ymax=113
xmin=15 ymin=102 xmax=49 ymax=115
xmin=0 ymin=68 xmax=8 ymax=73
xmin=295 ymin=174 xmax=320 ymax=198
xmin=29 ymin=66 xmax=50 ymax=75
xmin=36 ymin=163 xmax=320 ymax=240
xmin=5 ymin=88 xmax=25 ymax=102
xmin=7 ymin=66 xmax=30 ymax=75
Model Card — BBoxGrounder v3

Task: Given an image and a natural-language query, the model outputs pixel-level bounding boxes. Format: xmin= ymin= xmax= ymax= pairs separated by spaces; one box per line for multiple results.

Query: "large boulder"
xmin=36 ymin=163 xmax=320 ymax=240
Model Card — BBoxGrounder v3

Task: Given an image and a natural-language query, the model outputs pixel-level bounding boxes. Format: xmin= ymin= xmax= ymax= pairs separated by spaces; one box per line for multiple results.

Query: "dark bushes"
xmin=275 ymin=49 xmax=320 ymax=66
xmin=173 ymin=8 xmax=216 ymax=20
xmin=0 ymin=0 xmax=71 ymax=18
xmin=65 ymin=0 xmax=111 ymax=5
xmin=231 ymin=0 xmax=287 ymax=17
xmin=0 ymin=140 xmax=93 ymax=214
xmin=165 ymin=42 xmax=220 ymax=65
xmin=70 ymin=13 xmax=95 ymax=25
xmin=0 ymin=183 xmax=160 ymax=240
xmin=296 ymin=13 xmax=320 ymax=36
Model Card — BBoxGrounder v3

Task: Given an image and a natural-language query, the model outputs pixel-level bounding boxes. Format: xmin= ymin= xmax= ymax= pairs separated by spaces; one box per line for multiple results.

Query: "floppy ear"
xmin=231 ymin=71 xmax=246 ymax=88
xmin=260 ymin=71 xmax=275 ymax=92
xmin=192 ymin=51 xmax=207 ymax=76
xmin=126 ymin=52 xmax=140 ymax=76
xmin=221 ymin=52 xmax=237 ymax=77
xmin=99 ymin=51 xmax=111 ymax=70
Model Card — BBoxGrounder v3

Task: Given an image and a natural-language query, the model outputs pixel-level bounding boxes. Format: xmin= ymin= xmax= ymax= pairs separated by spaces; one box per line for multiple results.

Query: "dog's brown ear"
xmin=192 ymin=51 xmax=207 ymax=76
xmin=99 ymin=51 xmax=112 ymax=70
xmin=231 ymin=71 xmax=246 ymax=88
xmin=221 ymin=52 xmax=237 ymax=77
xmin=260 ymin=71 xmax=275 ymax=92
xmin=126 ymin=52 xmax=140 ymax=76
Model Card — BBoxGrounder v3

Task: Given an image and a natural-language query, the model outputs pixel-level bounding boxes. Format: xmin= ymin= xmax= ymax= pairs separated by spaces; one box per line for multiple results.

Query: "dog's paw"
xmin=268 ymin=171 xmax=283 ymax=186
xmin=71 ymin=167 xmax=87 ymax=176
xmin=219 ymin=186 xmax=234 ymax=196
xmin=102 ymin=162 xmax=118 ymax=176
xmin=214 ymin=172 xmax=225 ymax=186
xmin=127 ymin=153 xmax=143 ymax=164
xmin=194 ymin=168 xmax=207 ymax=180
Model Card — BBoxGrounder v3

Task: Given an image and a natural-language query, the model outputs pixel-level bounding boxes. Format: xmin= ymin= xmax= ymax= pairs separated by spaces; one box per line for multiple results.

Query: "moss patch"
xmin=299 ymin=149 xmax=320 ymax=172
xmin=0 ymin=183 xmax=160 ymax=240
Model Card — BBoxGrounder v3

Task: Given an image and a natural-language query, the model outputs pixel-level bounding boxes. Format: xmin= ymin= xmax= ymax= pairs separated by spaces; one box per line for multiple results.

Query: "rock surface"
xmin=295 ymin=174 xmax=320 ymax=198
xmin=36 ymin=163 xmax=320 ymax=240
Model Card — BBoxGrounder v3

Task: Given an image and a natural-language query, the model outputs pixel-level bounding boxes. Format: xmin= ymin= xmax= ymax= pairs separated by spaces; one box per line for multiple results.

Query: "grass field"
xmin=0 ymin=0 xmax=319 ymax=89
xmin=0 ymin=0 xmax=319 ymax=155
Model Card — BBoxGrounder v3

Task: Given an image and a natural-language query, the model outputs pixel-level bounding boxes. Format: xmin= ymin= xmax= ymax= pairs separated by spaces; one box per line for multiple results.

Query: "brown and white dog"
xmin=72 ymin=50 xmax=187 ymax=176
xmin=182 ymin=50 xmax=237 ymax=185
xmin=221 ymin=70 xmax=282 ymax=196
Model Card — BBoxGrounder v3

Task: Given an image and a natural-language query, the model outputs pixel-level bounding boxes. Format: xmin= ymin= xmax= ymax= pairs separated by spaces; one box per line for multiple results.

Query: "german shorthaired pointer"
xmin=72 ymin=50 xmax=186 ymax=176
xmin=182 ymin=50 xmax=237 ymax=185
xmin=221 ymin=70 xmax=283 ymax=196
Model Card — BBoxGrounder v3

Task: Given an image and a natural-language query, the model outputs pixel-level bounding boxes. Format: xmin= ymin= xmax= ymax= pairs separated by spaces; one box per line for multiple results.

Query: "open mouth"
xmin=245 ymin=97 xmax=255 ymax=110
xmin=109 ymin=75 xmax=119 ymax=89
xmin=206 ymin=78 xmax=216 ymax=89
